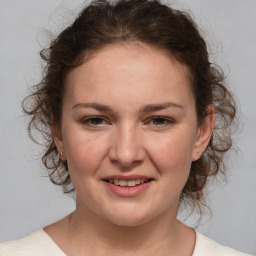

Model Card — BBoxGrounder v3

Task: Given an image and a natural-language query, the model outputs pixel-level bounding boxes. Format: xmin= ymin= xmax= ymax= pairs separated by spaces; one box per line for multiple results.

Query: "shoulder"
xmin=193 ymin=231 xmax=253 ymax=256
xmin=0 ymin=229 xmax=66 ymax=256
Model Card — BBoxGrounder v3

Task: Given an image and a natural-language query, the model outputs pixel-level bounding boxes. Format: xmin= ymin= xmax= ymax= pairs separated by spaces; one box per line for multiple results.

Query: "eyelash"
xmin=81 ymin=116 xmax=175 ymax=128
xmin=148 ymin=117 xmax=175 ymax=127
xmin=81 ymin=116 xmax=107 ymax=127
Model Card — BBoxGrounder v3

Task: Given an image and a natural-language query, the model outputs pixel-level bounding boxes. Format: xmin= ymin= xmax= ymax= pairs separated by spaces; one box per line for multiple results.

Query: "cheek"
xmin=144 ymin=133 xmax=195 ymax=208
xmin=147 ymin=132 xmax=194 ymax=177
xmin=63 ymin=131 xmax=108 ymax=177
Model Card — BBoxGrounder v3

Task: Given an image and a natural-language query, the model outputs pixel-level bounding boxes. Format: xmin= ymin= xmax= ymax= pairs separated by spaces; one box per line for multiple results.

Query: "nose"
xmin=109 ymin=123 xmax=145 ymax=168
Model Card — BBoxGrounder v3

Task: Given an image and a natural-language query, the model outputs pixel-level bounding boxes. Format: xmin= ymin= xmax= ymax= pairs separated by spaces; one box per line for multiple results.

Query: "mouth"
xmin=102 ymin=175 xmax=154 ymax=196
xmin=103 ymin=178 xmax=153 ymax=187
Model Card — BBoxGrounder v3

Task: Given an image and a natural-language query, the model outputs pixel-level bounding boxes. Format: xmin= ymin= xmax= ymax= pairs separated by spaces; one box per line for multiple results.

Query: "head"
xmin=23 ymin=0 xmax=236 ymax=217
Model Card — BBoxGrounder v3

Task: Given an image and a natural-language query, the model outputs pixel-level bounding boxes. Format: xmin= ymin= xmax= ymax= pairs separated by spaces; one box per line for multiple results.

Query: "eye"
xmin=149 ymin=117 xmax=174 ymax=127
xmin=82 ymin=116 xmax=108 ymax=127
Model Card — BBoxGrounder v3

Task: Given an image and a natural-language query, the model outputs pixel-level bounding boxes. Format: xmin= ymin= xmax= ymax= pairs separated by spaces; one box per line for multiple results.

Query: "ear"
xmin=192 ymin=105 xmax=215 ymax=161
xmin=51 ymin=124 xmax=67 ymax=161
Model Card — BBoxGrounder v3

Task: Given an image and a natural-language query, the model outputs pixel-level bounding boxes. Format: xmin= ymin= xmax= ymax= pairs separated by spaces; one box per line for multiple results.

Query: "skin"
xmin=45 ymin=43 xmax=214 ymax=256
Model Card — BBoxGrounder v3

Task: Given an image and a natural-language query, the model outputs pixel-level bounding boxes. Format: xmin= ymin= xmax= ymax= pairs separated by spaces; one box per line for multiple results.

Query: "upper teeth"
xmin=108 ymin=179 xmax=149 ymax=187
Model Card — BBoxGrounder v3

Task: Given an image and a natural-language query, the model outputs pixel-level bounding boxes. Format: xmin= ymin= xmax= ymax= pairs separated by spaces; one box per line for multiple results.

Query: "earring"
xmin=60 ymin=152 xmax=64 ymax=157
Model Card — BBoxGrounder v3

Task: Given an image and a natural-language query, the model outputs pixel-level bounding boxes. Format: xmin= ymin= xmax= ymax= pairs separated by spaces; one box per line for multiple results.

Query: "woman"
xmin=0 ymin=0 xmax=252 ymax=255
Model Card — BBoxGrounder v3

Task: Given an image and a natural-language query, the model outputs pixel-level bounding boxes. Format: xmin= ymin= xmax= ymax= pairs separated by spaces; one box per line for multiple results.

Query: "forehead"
xmin=64 ymin=43 xmax=194 ymax=108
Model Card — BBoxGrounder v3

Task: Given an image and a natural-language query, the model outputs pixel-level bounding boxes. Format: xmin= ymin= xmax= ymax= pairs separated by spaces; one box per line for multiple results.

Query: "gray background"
xmin=0 ymin=0 xmax=255 ymax=254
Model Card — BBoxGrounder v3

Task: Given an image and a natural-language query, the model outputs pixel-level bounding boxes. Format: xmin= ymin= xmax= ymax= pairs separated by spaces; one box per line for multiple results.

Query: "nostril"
xmin=110 ymin=158 xmax=141 ymax=169
xmin=108 ymin=136 xmax=145 ymax=167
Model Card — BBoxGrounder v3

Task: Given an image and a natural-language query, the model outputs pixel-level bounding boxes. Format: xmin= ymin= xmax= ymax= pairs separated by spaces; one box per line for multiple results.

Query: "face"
xmin=54 ymin=43 xmax=213 ymax=226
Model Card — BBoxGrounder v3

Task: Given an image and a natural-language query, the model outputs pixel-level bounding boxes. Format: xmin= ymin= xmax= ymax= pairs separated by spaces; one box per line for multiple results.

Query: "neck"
xmin=61 ymin=197 xmax=195 ymax=255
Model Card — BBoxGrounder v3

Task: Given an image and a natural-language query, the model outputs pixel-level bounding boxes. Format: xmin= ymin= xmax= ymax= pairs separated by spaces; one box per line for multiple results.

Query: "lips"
xmin=102 ymin=175 xmax=154 ymax=196
xmin=102 ymin=175 xmax=153 ymax=186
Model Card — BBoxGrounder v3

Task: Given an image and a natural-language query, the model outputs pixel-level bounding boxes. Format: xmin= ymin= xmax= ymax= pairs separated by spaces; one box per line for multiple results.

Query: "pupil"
xmin=92 ymin=118 xmax=102 ymax=125
xmin=153 ymin=118 xmax=164 ymax=125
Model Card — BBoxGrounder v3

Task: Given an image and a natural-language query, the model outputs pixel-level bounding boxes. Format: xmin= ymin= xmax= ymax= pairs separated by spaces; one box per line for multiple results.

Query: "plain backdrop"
xmin=0 ymin=0 xmax=255 ymax=254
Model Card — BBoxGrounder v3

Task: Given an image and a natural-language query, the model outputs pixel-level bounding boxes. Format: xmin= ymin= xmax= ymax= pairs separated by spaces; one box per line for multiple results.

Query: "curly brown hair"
xmin=23 ymin=0 xmax=237 ymax=211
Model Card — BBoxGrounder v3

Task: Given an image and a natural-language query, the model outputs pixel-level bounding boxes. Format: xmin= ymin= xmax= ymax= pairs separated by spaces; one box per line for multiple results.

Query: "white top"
xmin=0 ymin=229 xmax=252 ymax=256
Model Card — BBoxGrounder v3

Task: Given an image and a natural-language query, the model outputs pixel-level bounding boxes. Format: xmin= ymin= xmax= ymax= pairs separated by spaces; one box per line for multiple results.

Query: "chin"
xmin=101 ymin=205 xmax=158 ymax=227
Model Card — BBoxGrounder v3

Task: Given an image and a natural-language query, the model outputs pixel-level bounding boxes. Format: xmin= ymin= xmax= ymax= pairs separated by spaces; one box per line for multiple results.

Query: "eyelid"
xmin=146 ymin=116 xmax=175 ymax=126
xmin=81 ymin=116 xmax=110 ymax=126
xmin=80 ymin=115 xmax=175 ymax=127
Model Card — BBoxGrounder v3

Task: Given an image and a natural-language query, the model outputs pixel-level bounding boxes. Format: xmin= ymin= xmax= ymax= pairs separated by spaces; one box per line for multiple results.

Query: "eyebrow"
xmin=141 ymin=102 xmax=184 ymax=113
xmin=72 ymin=103 xmax=114 ymax=112
xmin=72 ymin=102 xmax=184 ymax=113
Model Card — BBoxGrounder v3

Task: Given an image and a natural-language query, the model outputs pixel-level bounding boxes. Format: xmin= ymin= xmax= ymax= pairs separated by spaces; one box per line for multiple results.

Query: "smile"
xmin=102 ymin=175 xmax=154 ymax=197
xmin=104 ymin=178 xmax=152 ymax=187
